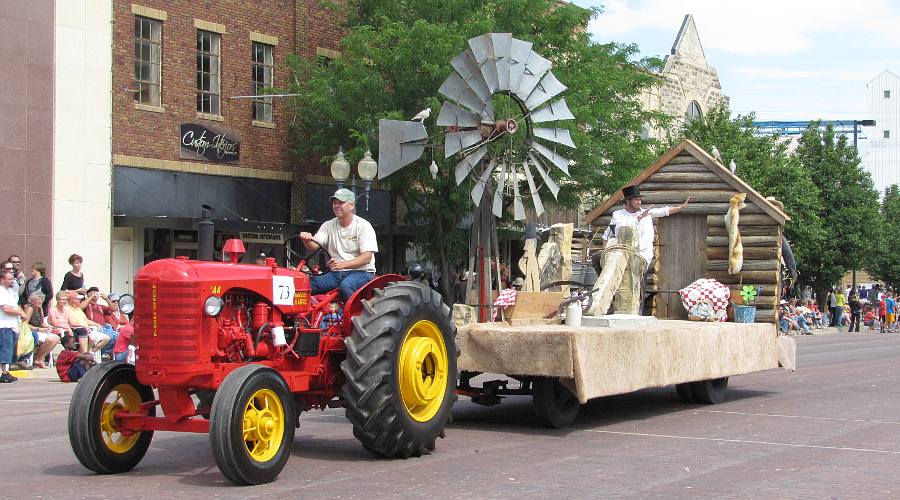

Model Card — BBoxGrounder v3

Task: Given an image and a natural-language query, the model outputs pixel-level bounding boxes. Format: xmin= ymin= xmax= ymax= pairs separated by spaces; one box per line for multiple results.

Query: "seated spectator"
xmin=807 ymin=301 xmax=824 ymax=329
xmin=786 ymin=299 xmax=813 ymax=334
xmin=19 ymin=261 xmax=53 ymax=313
xmin=104 ymin=293 xmax=133 ymax=362
xmin=864 ymin=306 xmax=876 ymax=331
xmin=22 ymin=291 xmax=60 ymax=369
xmin=84 ymin=287 xmax=118 ymax=359
xmin=55 ymin=334 xmax=96 ymax=382
xmin=64 ymin=291 xmax=108 ymax=355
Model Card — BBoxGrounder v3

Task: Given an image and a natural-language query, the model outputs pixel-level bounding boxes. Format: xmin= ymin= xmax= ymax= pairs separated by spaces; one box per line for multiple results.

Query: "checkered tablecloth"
xmin=493 ymin=288 xmax=518 ymax=320
xmin=679 ymin=278 xmax=730 ymax=322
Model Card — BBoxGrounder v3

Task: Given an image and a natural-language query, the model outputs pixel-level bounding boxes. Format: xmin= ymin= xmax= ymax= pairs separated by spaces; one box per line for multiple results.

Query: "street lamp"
xmin=330 ymin=148 xmax=378 ymax=210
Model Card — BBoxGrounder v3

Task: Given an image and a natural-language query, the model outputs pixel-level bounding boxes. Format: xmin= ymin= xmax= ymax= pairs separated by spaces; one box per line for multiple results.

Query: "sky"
xmin=574 ymin=0 xmax=900 ymax=122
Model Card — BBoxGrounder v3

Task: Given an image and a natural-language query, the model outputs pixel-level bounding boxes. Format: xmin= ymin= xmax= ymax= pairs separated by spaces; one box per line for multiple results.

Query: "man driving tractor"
xmin=299 ymin=188 xmax=378 ymax=300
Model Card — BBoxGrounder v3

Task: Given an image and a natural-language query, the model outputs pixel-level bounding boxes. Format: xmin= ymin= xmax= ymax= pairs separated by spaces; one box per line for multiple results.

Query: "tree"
xmin=284 ymin=0 xmax=666 ymax=299
xmin=870 ymin=184 xmax=900 ymax=289
xmin=681 ymin=106 xmax=825 ymax=293
xmin=793 ymin=122 xmax=881 ymax=298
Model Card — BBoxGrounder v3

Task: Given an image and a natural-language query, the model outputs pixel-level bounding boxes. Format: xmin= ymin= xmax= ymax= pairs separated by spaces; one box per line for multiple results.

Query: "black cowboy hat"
xmin=622 ymin=185 xmax=641 ymax=199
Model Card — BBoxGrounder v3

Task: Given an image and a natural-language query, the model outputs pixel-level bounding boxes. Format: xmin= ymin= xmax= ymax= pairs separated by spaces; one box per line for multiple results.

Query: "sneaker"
xmin=0 ymin=373 xmax=16 ymax=383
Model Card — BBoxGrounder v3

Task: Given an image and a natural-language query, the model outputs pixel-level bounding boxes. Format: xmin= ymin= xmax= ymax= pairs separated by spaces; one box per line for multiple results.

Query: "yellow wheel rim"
xmin=398 ymin=320 xmax=449 ymax=422
xmin=100 ymin=383 xmax=142 ymax=454
xmin=242 ymin=388 xmax=285 ymax=462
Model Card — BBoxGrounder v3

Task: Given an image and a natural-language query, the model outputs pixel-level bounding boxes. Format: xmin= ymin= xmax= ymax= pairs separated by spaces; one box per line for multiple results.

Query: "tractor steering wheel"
xmin=284 ymin=235 xmax=332 ymax=276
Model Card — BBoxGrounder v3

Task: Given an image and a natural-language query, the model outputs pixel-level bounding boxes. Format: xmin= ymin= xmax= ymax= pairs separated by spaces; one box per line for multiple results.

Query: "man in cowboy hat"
xmin=601 ymin=185 xmax=690 ymax=270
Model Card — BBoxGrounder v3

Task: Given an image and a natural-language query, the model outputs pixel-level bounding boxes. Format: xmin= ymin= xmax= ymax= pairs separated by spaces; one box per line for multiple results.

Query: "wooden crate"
xmin=504 ymin=291 xmax=567 ymax=320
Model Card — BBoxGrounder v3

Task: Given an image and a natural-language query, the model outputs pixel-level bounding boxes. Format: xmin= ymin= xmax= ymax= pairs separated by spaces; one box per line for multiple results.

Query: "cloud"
xmin=587 ymin=0 xmax=900 ymax=57
xmin=733 ymin=66 xmax=824 ymax=79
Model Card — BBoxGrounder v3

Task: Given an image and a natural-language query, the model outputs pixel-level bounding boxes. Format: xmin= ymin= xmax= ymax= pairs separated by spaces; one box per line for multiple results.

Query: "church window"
xmin=685 ymin=100 xmax=702 ymax=123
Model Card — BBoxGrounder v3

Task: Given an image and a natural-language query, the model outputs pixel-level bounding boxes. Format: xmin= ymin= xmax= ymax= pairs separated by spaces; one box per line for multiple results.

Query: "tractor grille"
xmin=134 ymin=280 xmax=203 ymax=364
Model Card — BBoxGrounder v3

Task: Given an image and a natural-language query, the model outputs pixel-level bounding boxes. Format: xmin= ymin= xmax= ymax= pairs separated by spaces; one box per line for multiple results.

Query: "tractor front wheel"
xmin=209 ymin=364 xmax=295 ymax=485
xmin=342 ymin=281 xmax=458 ymax=458
xmin=68 ymin=361 xmax=156 ymax=474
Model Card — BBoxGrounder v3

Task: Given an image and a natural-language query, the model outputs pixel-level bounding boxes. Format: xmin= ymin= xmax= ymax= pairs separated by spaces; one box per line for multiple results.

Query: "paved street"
xmin=2 ymin=331 xmax=899 ymax=499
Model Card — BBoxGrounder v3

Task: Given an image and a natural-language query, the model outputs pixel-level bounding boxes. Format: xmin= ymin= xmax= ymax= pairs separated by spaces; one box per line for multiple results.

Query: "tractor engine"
xmin=213 ymin=291 xmax=290 ymax=363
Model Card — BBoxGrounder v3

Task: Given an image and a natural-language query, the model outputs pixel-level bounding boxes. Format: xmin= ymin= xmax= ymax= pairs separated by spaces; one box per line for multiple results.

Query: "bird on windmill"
xmin=711 ymin=145 xmax=722 ymax=163
xmin=411 ymin=108 xmax=431 ymax=122
xmin=429 ymin=160 xmax=439 ymax=179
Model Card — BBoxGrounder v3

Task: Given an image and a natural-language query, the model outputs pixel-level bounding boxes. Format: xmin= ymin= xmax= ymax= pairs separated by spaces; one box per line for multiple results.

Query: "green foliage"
xmin=870 ymin=184 xmax=900 ymax=288
xmin=284 ymin=0 xmax=666 ymax=293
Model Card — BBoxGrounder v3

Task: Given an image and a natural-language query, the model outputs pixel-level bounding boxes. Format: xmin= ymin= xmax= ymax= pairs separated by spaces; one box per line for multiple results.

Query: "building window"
xmin=885 ymin=90 xmax=891 ymax=99
xmin=252 ymin=42 xmax=274 ymax=122
xmin=196 ymin=30 xmax=221 ymax=115
xmin=685 ymin=100 xmax=702 ymax=124
xmin=884 ymin=130 xmax=891 ymax=139
xmin=134 ymin=16 xmax=161 ymax=106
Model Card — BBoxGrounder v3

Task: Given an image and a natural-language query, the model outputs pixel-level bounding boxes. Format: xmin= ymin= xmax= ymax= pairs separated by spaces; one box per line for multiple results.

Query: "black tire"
xmin=341 ymin=281 xmax=458 ymax=458
xmin=690 ymin=377 xmax=729 ymax=404
xmin=675 ymin=383 xmax=697 ymax=403
xmin=209 ymin=364 xmax=295 ymax=485
xmin=68 ymin=361 xmax=156 ymax=474
xmin=532 ymin=377 xmax=580 ymax=428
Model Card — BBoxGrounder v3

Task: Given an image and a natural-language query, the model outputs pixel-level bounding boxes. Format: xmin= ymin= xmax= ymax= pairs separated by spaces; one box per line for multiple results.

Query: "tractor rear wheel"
xmin=68 ymin=361 xmax=156 ymax=474
xmin=342 ymin=281 xmax=457 ymax=458
xmin=532 ymin=377 xmax=580 ymax=428
xmin=209 ymin=364 xmax=295 ymax=485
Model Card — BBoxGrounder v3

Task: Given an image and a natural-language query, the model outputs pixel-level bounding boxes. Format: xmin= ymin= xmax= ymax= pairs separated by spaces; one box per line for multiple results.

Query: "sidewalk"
xmin=8 ymin=365 xmax=61 ymax=380
xmin=799 ymin=325 xmax=895 ymax=336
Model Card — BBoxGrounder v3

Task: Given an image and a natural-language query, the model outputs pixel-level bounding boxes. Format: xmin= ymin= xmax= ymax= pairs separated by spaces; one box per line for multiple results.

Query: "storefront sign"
xmin=240 ymin=231 xmax=284 ymax=244
xmin=180 ymin=123 xmax=240 ymax=163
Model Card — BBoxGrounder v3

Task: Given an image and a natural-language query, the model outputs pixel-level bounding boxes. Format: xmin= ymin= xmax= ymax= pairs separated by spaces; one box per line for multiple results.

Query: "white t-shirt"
xmin=602 ymin=206 xmax=671 ymax=267
xmin=0 ymin=286 xmax=20 ymax=328
xmin=314 ymin=215 xmax=378 ymax=272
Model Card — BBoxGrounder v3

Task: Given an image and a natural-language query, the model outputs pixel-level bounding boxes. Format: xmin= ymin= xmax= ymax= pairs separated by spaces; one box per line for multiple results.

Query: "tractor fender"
xmin=341 ymin=274 xmax=407 ymax=336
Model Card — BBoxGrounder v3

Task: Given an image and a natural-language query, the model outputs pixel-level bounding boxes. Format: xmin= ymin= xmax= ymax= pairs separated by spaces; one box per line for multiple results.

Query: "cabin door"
xmin=656 ymin=215 xmax=708 ymax=319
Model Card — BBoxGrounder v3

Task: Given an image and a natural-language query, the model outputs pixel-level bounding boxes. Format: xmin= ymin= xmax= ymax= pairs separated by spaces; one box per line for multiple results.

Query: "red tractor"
xmin=68 ymin=238 xmax=457 ymax=485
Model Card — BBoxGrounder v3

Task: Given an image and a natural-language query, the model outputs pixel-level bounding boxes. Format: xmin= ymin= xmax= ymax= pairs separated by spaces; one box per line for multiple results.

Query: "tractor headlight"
xmin=204 ymin=295 xmax=224 ymax=316
xmin=118 ymin=294 xmax=135 ymax=315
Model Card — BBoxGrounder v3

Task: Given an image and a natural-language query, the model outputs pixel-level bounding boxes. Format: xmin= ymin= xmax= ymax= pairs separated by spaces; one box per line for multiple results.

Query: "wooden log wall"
xmin=588 ymin=152 xmax=783 ymax=325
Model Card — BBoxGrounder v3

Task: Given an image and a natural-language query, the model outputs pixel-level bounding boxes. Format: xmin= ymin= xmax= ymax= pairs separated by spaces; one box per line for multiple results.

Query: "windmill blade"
xmin=445 ymin=130 xmax=482 ymax=158
xmin=530 ymin=98 xmax=575 ymax=123
xmin=437 ymin=101 xmax=482 ymax=128
xmin=471 ymin=159 xmax=497 ymax=206
xmin=524 ymin=71 xmax=567 ymax=111
xmin=508 ymin=38 xmax=533 ymax=92
xmin=468 ymin=34 xmax=499 ymax=93
xmin=492 ymin=162 xmax=508 ymax=217
xmin=511 ymin=166 xmax=526 ymax=220
xmin=377 ymin=119 xmax=428 ymax=179
xmin=450 ymin=50 xmax=492 ymax=105
xmin=534 ymin=127 xmax=576 ymax=148
xmin=531 ymin=141 xmax=571 ymax=175
xmin=515 ymin=51 xmax=551 ymax=101
xmin=438 ymin=72 xmax=494 ymax=123
xmin=454 ymin=145 xmax=487 ymax=185
xmin=522 ymin=159 xmax=545 ymax=217
xmin=490 ymin=33 xmax=513 ymax=91
xmin=529 ymin=152 xmax=560 ymax=199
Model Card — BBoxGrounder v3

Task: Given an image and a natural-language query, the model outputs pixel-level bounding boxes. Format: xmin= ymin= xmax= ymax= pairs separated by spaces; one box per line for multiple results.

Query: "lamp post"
xmin=330 ymin=149 xmax=378 ymax=210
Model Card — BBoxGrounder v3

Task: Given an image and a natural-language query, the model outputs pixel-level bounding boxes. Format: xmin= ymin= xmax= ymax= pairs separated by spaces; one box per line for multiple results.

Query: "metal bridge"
xmin=752 ymin=120 xmax=873 ymax=140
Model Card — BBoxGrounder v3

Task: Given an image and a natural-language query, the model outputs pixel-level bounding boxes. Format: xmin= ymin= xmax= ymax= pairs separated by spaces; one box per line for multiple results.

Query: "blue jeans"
xmin=100 ymin=324 xmax=118 ymax=356
xmin=311 ymin=270 xmax=374 ymax=301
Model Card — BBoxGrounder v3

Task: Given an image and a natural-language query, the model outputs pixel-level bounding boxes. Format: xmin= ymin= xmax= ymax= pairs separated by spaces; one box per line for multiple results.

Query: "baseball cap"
xmin=257 ymin=252 xmax=267 ymax=259
xmin=68 ymin=290 xmax=85 ymax=301
xmin=107 ymin=293 xmax=121 ymax=302
xmin=512 ymin=277 xmax=525 ymax=287
xmin=330 ymin=188 xmax=356 ymax=203
xmin=86 ymin=286 xmax=100 ymax=294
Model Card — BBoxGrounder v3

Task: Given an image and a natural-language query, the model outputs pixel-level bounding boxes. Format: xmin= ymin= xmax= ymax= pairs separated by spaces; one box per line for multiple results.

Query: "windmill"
xmin=378 ymin=33 xmax=577 ymax=321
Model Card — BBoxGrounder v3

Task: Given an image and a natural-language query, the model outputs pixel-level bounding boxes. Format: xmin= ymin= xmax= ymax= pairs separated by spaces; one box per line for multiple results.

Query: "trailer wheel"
xmin=342 ymin=281 xmax=457 ymax=458
xmin=690 ymin=377 xmax=729 ymax=404
xmin=532 ymin=377 xmax=580 ymax=428
xmin=68 ymin=361 xmax=156 ymax=474
xmin=675 ymin=383 xmax=697 ymax=403
xmin=209 ymin=364 xmax=295 ymax=485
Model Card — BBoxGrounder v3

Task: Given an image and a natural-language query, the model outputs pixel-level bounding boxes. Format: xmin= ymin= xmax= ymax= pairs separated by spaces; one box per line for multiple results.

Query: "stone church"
xmin=640 ymin=14 xmax=729 ymax=139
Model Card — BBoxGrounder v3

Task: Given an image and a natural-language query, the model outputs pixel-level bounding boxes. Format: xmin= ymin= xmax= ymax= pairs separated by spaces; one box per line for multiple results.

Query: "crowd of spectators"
xmin=0 ymin=253 xmax=134 ymax=384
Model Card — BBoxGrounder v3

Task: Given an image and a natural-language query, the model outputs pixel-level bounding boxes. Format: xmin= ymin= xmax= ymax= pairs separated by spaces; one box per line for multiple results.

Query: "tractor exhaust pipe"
xmin=198 ymin=204 xmax=214 ymax=261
